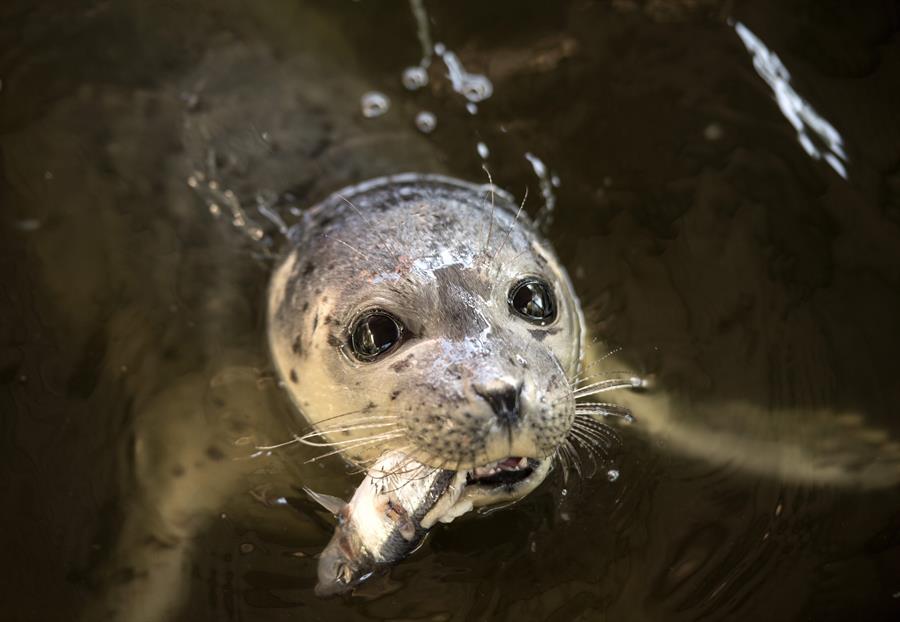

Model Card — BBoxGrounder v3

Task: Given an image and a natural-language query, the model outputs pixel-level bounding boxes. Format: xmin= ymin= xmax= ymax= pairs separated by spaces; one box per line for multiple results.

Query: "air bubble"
xmin=415 ymin=111 xmax=437 ymax=134
xmin=209 ymin=204 xmax=221 ymax=217
xmin=361 ymin=91 xmax=390 ymax=118
xmin=402 ymin=66 xmax=429 ymax=90
xmin=477 ymin=142 xmax=490 ymax=159
xmin=607 ymin=469 xmax=620 ymax=482
xmin=467 ymin=102 xmax=478 ymax=115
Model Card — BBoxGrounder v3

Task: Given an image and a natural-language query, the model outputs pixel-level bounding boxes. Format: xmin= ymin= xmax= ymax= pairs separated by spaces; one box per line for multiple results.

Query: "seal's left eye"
xmin=350 ymin=311 xmax=403 ymax=361
xmin=508 ymin=278 xmax=557 ymax=325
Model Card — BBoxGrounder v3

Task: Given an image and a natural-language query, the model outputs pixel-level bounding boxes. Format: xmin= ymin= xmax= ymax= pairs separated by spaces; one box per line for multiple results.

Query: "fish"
xmin=305 ymin=451 xmax=467 ymax=596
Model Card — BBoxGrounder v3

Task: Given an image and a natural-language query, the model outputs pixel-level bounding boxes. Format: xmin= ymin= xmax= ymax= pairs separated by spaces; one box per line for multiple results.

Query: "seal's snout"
xmin=474 ymin=381 xmax=522 ymax=426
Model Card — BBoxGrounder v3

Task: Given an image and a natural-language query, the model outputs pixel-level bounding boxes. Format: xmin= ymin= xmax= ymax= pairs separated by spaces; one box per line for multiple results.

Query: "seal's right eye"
xmin=349 ymin=311 xmax=403 ymax=361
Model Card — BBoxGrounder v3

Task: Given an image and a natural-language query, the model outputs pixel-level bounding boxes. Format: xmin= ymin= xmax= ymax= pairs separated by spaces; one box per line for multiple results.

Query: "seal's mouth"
xmin=465 ymin=456 xmax=536 ymax=488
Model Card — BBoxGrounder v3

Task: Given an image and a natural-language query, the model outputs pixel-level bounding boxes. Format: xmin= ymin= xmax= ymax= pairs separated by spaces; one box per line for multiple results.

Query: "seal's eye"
xmin=350 ymin=311 xmax=403 ymax=361
xmin=508 ymin=278 xmax=557 ymax=325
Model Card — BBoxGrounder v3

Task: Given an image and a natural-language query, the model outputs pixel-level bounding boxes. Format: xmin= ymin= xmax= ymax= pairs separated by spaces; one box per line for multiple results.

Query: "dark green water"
xmin=3 ymin=1 xmax=900 ymax=620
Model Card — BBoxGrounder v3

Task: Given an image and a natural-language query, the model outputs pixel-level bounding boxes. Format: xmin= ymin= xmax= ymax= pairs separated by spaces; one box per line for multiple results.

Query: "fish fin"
xmin=302 ymin=486 xmax=347 ymax=516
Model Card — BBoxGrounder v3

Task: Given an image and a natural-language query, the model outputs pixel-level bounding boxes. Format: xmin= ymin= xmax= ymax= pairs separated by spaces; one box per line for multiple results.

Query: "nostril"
xmin=474 ymin=382 xmax=522 ymax=425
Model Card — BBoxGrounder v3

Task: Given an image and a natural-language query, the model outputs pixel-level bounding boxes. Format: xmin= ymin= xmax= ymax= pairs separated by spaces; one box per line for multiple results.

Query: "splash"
xmin=524 ymin=152 xmax=558 ymax=227
xmin=435 ymin=42 xmax=494 ymax=103
xmin=733 ymin=20 xmax=849 ymax=180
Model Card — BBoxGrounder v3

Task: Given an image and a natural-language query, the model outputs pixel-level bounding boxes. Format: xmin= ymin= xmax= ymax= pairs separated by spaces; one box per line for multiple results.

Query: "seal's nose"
xmin=474 ymin=381 xmax=522 ymax=426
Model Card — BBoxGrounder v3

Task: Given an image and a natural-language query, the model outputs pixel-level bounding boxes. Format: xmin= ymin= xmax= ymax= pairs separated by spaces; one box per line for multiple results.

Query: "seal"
xmin=267 ymin=173 xmax=586 ymax=509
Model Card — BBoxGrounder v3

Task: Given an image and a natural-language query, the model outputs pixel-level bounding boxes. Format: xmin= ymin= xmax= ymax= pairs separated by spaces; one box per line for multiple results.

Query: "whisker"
xmin=490 ymin=185 xmax=528 ymax=262
xmin=299 ymin=427 xmax=403 ymax=448
xmin=347 ymin=445 xmax=414 ymax=475
xmin=554 ymin=444 xmax=570 ymax=485
xmin=562 ymin=438 xmax=583 ymax=481
xmin=572 ymin=417 xmax=621 ymax=447
xmin=305 ymin=408 xmax=398 ymax=428
xmin=567 ymin=429 xmax=603 ymax=477
xmin=574 ymin=402 xmax=635 ymax=423
xmin=322 ymin=233 xmax=370 ymax=261
xmin=573 ymin=377 xmax=643 ymax=399
xmin=335 ymin=193 xmax=394 ymax=252
xmin=254 ymin=435 xmax=302 ymax=451
xmin=254 ymin=413 xmax=401 ymax=453
xmin=481 ymin=164 xmax=497 ymax=253
xmin=299 ymin=421 xmax=402 ymax=441
xmin=569 ymin=347 xmax=623 ymax=380
xmin=304 ymin=433 xmax=405 ymax=463
xmin=568 ymin=368 xmax=633 ymax=387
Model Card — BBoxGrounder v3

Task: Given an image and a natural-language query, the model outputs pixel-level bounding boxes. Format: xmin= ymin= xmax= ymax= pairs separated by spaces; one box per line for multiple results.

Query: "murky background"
xmin=3 ymin=1 xmax=900 ymax=620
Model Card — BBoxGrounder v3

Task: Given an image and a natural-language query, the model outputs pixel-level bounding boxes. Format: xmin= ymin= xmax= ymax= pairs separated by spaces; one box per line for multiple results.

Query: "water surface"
xmin=3 ymin=1 xmax=900 ymax=620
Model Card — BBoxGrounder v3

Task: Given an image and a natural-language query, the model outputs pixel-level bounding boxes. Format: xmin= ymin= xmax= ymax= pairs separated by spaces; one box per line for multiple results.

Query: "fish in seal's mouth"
xmin=306 ymin=451 xmax=551 ymax=596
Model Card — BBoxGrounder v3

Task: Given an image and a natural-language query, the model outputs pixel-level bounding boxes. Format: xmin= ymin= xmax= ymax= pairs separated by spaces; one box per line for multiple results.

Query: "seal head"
xmin=268 ymin=174 xmax=584 ymax=506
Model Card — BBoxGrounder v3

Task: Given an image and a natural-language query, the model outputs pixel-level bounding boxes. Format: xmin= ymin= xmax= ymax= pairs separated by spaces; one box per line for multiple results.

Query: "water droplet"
xmin=461 ymin=76 xmax=492 ymax=102
xmin=402 ymin=66 xmax=429 ymax=90
xmin=477 ymin=142 xmax=490 ymax=159
xmin=414 ymin=111 xmax=437 ymax=134
xmin=560 ymin=488 xmax=567 ymax=496
xmin=208 ymin=204 xmax=220 ymax=217
xmin=43 ymin=171 xmax=54 ymax=181
xmin=240 ymin=542 xmax=254 ymax=554
xmin=623 ymin=414 xmax=636 ymax=424
xmin=607 ymin=469 xmax=620 ymax=482
xmin=361 ymin=91 xmax=390 ymax=118
xmin=704 ymin=123 xmax=723 ymax=141
xmin=466 ymin=102 xmax=478 ymax=115
xmin=187 ymin=175 xmax=199 ymax=188
xmin=15 ymin=219 xmax=41 ymax=232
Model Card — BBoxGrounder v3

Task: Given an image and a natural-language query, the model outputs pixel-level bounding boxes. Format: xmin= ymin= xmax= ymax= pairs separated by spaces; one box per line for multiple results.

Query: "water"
xmin=2 ymin=1 xmax=900 ymax=620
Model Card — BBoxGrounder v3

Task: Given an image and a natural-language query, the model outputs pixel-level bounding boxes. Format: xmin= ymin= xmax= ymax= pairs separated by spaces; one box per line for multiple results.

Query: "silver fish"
xmin=306 ymin=451 xmax=466 ymax=596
